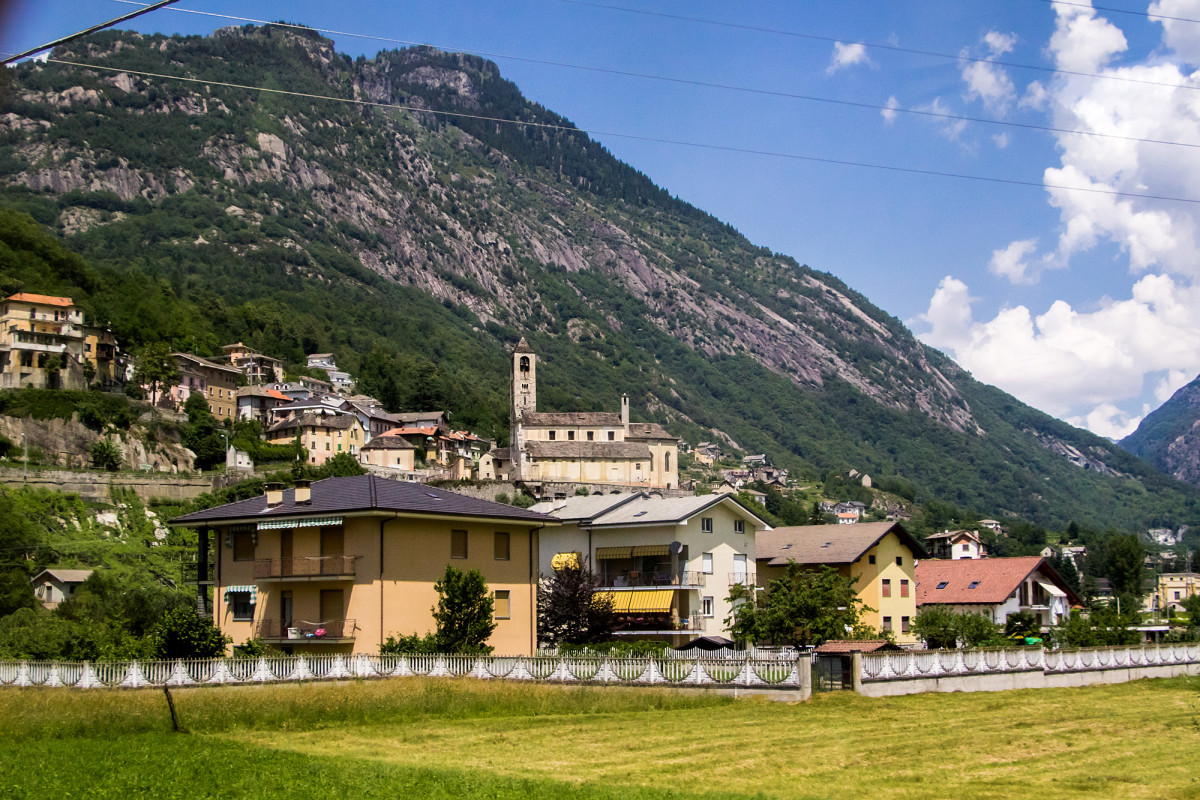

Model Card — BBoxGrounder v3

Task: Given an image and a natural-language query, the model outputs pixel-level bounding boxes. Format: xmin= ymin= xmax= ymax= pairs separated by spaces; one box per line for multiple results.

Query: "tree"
xmin=42 ymin=353 xmax=65 ymax=390
xmin=431 ymin=565 xmax=496 ymax=653
xmin=726 ymin=564 xmax=870 ymax=647
xmin=911 ymin=606 xmax=959 ymax=649
xmin=1004 ymin=610 xmax=1039 ymax=640
xmin=152 ymin=607 xmax=231 ymax=659
xmin=181 ymin=393 xmax=224 ymax=471
xmin=957 ymin=612 xmax=1000 ymax=647
xmin=0 ymin=569 xmax=38 ymax=617
xmin=537 ymin=560 xmax=616 ymax=647
xmin=132 ymin=343 xmax=179 ymax=407
xmin=1102 ymin=534 xmax=1146 ymax=599
xmin=315 ymin=451 xmax=366 ymax=478
xmin=1180 ymin=594 xmax=1200 ymax=628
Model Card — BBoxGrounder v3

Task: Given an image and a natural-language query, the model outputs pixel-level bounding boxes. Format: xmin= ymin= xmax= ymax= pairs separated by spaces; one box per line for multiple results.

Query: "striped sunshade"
xmin=256 ymin=516 xmax=343 ymax=530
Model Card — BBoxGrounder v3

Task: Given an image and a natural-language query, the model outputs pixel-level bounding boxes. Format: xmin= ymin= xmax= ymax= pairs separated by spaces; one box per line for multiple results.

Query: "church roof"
xmin=625 ymin=422 xmax=675 ymax=441
xmin=521 ymin=411 xmax=622 ymax=426
xmin=525 ymin=440 xmax=652 ymax=459
xmin=513 ymin=337 xmax=535 ymax=354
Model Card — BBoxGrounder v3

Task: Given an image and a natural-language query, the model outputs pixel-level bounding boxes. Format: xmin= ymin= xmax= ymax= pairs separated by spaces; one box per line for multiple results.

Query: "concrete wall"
xmin=0 ymin=466 xmax=213 ymax=502
xmin=860 ymin=661 xmax=1200 ymax=697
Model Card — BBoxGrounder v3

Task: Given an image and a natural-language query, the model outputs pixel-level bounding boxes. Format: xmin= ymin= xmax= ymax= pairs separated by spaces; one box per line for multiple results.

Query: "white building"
xmin=30 ymin=568 xmax=93 ymax=608
xmin=532 ymin=493 xmax=768 ymax=645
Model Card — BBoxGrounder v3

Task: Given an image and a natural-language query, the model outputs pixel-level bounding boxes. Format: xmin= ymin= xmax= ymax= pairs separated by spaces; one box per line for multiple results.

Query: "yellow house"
xmin=755 ymin=522 xmax=927 ymax=645
xmin=166 ymin=353 xmax=240 ymax=419
xmin=266 ymin=412 xmax=365 ymax=466
xmin=169 ymin=475 xmax=558 ymax=655
xmin=1155 ymin=572 xmax=1199 ymax=614
xmin=358 ymin=429 xmax=417 ymax=472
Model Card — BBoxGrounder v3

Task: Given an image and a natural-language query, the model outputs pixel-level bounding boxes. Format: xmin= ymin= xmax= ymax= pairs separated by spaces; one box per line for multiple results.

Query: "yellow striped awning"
xmin=596 ymin=589 xmax=674 ymax=614
xmin=631 ymin=544 xmax=670 ymax=557
xmin=551 ymin=552 xmax=581 ymax=571
xmin=595 ymin=546 xmax=632 ymax=560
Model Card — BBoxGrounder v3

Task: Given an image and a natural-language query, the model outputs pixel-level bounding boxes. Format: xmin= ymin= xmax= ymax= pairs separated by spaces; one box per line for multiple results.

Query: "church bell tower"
xmin=510 ymin=338 xmax=536 ymax=481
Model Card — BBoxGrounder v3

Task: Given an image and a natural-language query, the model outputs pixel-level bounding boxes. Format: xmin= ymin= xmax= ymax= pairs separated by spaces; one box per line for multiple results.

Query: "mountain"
xmin=1 ymin=24 xmax=1198 ymax=532
xmin=1120 ymin=374 xmax=1200 ymax=488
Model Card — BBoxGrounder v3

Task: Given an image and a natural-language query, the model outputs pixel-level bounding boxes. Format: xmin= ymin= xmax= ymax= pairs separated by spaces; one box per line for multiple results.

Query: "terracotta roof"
xmin=625 ymin=422 xmax=675 ymax=441
xmin=7 ymin=292 xmax=74 ymax=307
xmin=169 ymin=474 xmax=556 ymax=525
xmin=525 ymin=440 xmax=651 ymax=459
xmin=915 ymin=557 xmax=1080 ymax=606
xmin=755 ymin=522 xmax=927 ymax=566
xmin=814 ymin=640 xmax=901 ymax=654
xmin=237 ymin=386 xmax=290 ymax=400
xmin=391 ymin=426 xmax=438 ymax=436
xmin=521 ymin=411 xmax=623 ymax=426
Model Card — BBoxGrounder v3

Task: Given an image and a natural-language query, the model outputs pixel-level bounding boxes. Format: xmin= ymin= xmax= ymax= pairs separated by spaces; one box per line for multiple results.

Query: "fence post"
xmin=851 ymin=652 xmax=863 ymax=693
xmin=797 ymin=655 xmax=813 ymax=701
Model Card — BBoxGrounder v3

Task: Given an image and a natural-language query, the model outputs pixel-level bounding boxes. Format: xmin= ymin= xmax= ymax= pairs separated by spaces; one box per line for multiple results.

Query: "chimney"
xmin=621 ymin=393 xmax=629 ymax=430
xmin=293 ymin=479 xmax=311 ymax=505
xmin=265 ymin=482 xmax=285 ymax=508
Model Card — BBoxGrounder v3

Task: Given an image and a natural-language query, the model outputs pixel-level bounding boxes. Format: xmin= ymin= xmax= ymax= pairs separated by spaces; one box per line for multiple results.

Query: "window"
xmin=607 ymin=431 xmax=615 ymax=441
xmin=233 ymin=531 xmax=255 ymax=561
xmin=1175 ymin=590 xmax=1181 ymax=600
xmin=494 ymin=590 xmax=510 ymax=619
xmin=702 ymin=596 xmax=714 ymax=617
xmin=882 ymin=616 xmax=893 ymax=631
xmin=868 ymin=555 xmax=876 ymax=565
xmin=549 ymin=431 xmax=556 ymax=441
xmin=881 ymin=579 xmax=891 ymax=598
xmin=587 ymin=431 xmax=594 ymax=441
xmin=962 ymin=543 xmax=970 ymax=552
xmin=702 ymin=553 xmax=713 ymax=574
xmin=896 ymin=556 xmax=903 ymax=566
xmin=494 ymin=531 xmax=510 ymax=561
xmin=568 ymin=431 xmax=575 ymax=441
xmin=900 ymin=579 xmax=909 ymax=598
xmin=936 ymin=581 xmax=948 ymax=589
xmin=701 ymin=517 xmax=713 ymax=533
xmin=230 ymin=591 xmax=254 ymax=621
xmin=968 ymin=581 xmax=980 ymax=589
xmin=451 ymin=530 xmax=468 ymax=559
xmin=901 ymin=616 xmax=910 ymax=633
xmin=733 ymin=519 xmax=745 ymax=534
xmin=665 ymin=452 xmax=671 ymax=471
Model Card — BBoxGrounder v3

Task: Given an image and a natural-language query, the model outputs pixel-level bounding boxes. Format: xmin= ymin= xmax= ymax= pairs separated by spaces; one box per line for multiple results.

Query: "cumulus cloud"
xmin=989 ymin=239 xmax=1039 ymax=284
xmin=827 ymin=42 xmax=871 ymax=74
xmin=960 ymin=32 xmax=1018 ymax=113
xmin=1066 ymin=403 xmax=1143 ymax=439
xmin=920 ymin=97 xmax=969 ymax=140
xmin=881 ymin=95 xmax=900 ymax=124
xmin=1150 ymin=0 xmax=1200 ymax=63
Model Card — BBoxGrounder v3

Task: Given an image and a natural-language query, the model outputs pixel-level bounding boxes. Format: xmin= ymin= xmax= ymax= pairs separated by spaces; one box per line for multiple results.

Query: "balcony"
xmin=613 ymin=612 xmax=705 ymax=636
xmin=254 ymin=556 xmax=358 ymax=581
xmin=257 ymin=618 xmax=356 ymax=643
xmin=600 ymin=570 xmax=705 ymax=589
xmin=728 ymin=572 xmax=755 ymax=586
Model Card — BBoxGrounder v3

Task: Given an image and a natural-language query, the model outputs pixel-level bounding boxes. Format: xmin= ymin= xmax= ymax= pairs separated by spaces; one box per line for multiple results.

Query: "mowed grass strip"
xmin=2 ymin=677 xmax=1198 ymax=799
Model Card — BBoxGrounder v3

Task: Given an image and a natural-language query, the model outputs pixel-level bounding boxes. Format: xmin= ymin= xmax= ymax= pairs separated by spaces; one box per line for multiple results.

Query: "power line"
xmin=93 ymin=2 xmax=1200 ymax=152
xmin=549 ymin=0 xmax=1200 ymax=93
xmin=1 ymin=0 xmax=180 ymax=66
xmin=1043 ymin=0 xmax=1200 ymax=25
xmin=24 ymin=55 xmax=1200 ymax=206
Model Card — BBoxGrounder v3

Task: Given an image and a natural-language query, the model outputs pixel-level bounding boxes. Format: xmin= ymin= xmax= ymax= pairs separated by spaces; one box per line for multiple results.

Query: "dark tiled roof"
xmin=493 ymin=448 xmax=511 ymax=461
xmin=525 ymin=440 xmax=652 ymax=459
xmin=169 ymin=474 xmax=556 ymax=525
xmin=362 ymin=434 xmax=416 ymax=450
xmin=513 ymin=337 xmax=535 ymax=354
xmin=756 ymin=522 xmax=927 ymax=566
xmin=267 ymin=413 xmax=358 ymax=434
xmin=521 ymin=412 xmax=622 ymax=426
xmin=624 ymin=422 xmax=675 ymax=441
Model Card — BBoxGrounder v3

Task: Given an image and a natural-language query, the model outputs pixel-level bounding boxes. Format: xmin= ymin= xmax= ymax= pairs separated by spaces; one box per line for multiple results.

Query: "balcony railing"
xmin=728 ymin=572 xmax=755 ymax=586
xmin=601 ymin=570 xmax=704 ymax=588
xmin=614 ymin=613 xmax=705 ymax=635
xmin=254 ymin=556 xmax=358 ymax=580
xmin=257 ymin=618 xmax=356 ymax=641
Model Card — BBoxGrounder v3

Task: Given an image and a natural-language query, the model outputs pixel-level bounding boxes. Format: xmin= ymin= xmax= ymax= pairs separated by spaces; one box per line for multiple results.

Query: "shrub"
xmin=152 ymin=607 xmax=231 ymax=659
xmin=89 ymin=438 xmax=123 ymax=471
xmin=379 ymin=633 xmax=440 ymax=654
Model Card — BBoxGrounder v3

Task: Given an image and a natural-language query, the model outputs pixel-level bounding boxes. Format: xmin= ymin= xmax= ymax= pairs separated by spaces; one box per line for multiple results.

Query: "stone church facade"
xmin=508 ymin=339 xmax=679 ymax=490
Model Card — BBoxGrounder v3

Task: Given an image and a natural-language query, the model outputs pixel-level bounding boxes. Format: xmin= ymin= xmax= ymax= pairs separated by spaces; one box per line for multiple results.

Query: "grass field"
xmin=2 ymin=677 xmax=1198 ymax=799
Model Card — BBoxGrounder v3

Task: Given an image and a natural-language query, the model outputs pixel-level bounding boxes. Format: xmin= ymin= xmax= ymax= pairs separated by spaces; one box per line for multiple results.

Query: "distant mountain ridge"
xmin=1 ymin=23 xmax=1198 ymax=531
xmin=1120 ymin=374 xmax=1200 ymax=487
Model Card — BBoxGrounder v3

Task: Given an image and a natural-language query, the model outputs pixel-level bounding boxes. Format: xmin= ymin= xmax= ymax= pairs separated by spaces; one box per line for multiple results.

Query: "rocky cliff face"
xmin=1121 ymin=375 xmax=1200 ymax=487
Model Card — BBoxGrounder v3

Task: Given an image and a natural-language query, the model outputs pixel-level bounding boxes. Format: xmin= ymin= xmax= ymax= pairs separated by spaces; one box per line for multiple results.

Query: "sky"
xmin=4 ymin=1 xmax=1200 ymax=440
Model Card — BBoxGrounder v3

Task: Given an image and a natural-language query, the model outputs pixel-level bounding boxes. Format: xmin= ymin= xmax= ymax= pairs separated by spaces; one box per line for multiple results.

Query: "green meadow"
xmin=2 ymin=677 xmax=1198 ymax=799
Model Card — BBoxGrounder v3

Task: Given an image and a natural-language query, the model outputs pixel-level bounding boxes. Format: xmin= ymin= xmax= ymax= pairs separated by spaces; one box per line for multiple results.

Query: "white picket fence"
xmin=0 ymin=653 xmax=808 ymax=690
xmin=860 ymin=642 xmax=1200 ymax=682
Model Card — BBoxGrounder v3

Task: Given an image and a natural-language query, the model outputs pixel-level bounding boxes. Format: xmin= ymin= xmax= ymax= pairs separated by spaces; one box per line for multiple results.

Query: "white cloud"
xmin=1154 ymin=368 xmax=1192 ymax=403
xmin=915 ymin=273 xmax=1200 ymax=426
xmin=992 ymin=132 xmax=1010 ymax=149
xmin=920 ymin=97 xmax=968 ymax=140
xmin=1048 ymin=1 xmax=1127 ymax=72
xmin=1066 ymin=403 xmax=1143 ymax=439
xmin=827 ymin=42 xmax=871 ymax=74
xmin=1150 ymin=0 xmax=1200 ymax=64
xmin=989 ymin=238 xmax=1039 ymax=284
xmin=881 ymin=95 xmax=900 ymax=124
xmin=961 ymin=33 xmax=1018 ymax=114
xmin=1020 ymin=81 xmax=1048 ymax=111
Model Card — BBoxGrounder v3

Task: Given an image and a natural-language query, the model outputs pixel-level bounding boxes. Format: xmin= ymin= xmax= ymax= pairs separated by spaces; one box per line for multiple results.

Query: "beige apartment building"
xmin=163 ymin=353 xmax=240 ymax=419
xmin=0 ymin=293 xmax=119 ymax=390
xmin=170 ymin=475 xmax=557 ymax=655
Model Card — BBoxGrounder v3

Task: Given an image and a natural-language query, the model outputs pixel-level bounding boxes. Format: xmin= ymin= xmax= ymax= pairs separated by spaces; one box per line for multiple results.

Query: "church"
xmin=504 ymin=338 xmax=679 ymax=490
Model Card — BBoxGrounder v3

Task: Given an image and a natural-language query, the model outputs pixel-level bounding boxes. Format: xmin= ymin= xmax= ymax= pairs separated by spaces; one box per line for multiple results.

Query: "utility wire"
xmin=24 ymin=55 xmax=1200 ymax=206
xmin=102 ymin=1 xmax=1200 ymax=151
xmin=549 ymin=0 xmax=1200 ymax=93
xmin=0 ymin=0 xmax=180 ymax=66
xmin=1043 ymin=0 xmax=1200 ymax=25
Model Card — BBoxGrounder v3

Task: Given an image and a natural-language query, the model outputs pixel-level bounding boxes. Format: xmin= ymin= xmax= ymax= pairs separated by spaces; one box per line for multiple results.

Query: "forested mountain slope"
xmin=1121 ymin=374 xmax=1200 ymax=488
xmin=0 ymin=24 xmax=1196 ymax=531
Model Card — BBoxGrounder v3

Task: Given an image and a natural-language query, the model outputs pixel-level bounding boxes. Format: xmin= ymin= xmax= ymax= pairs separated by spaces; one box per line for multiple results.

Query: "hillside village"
xmin=1 ymin=289 xmax=1197 ymax=660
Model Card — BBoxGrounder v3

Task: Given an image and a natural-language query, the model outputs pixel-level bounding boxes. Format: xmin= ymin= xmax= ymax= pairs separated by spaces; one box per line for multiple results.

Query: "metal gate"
xmin=812 ymin=654 xmax=852 ymax=692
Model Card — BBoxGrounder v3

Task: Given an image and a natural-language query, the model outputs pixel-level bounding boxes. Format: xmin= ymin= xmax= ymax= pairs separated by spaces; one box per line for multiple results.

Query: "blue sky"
xmin=5 ymin=1 xmax=1200 ymax=438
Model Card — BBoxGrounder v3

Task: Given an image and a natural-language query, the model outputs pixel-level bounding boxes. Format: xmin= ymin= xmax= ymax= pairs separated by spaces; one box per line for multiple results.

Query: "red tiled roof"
xmin=266 ymin=389 xmax=290 ymax=401
xmin=814 ymin=640 xmax=899 ymax=654
xmin=7 ymin=292 xmax=74 ymax=307
xmin=390 ymin=426 xmax=437 ymax=436
xmin=916 ymin=556 xmax=1047 ymax=605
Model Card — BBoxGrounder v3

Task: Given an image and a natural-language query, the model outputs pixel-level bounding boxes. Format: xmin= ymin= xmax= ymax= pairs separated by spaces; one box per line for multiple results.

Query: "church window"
xmin=607 ymin=431 xmax=615 ymax=441
xmin=519 ymin=356 xmax=530 ymax=374
xmin=665 ymin=452 xmax=671 ymax=471
xmin=549 ymin=431 xmax=556 ymax=441
xmin=568 ymin=431 xmax=575 ymax=440
xmin=587 ymin=431 xmax=594 ymax=441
